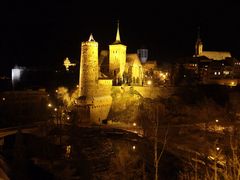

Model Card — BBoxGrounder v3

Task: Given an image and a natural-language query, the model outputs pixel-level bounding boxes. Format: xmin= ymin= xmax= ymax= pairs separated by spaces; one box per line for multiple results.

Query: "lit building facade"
xmin=179 ymin=30 xmax=240 ymax=86
xmin=109 ymin=22 xmax=127 ymax=84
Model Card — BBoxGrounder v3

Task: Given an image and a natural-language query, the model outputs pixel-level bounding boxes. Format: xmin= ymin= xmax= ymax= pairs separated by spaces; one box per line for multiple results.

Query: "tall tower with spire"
xmin=195 ymin=27 xmax=203 ymax=56
xmin=79 ymin=33 xmax=99 ymax=97
xmin=109 ymin=21 xmax=127 ymax=84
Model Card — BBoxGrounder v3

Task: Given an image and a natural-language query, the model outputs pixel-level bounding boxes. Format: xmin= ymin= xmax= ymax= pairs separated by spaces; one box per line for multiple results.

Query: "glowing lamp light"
xmin=133 ymin=122 xmax=136 ymax=126
xmin=2 ymin=97 xmax=5 ymax=101
xmin=132 ymin=145 xmax=136 ymax=150
xmin=215 ymin=119 xmax=219 ymax=123
xmin=230 ymin=81 xmax=236 ymax=86
xmin=147 ymin=80 xmax=152 ymax=85
xmin=67 ymin=117 xmax=70 ymax=120
xmin=216 ymin=147 xmax=220 ymax=151
xmin=48 ymin=103 xmax=52 ymax=107
xmin=54 ymin=108 xmax=57 ymax=111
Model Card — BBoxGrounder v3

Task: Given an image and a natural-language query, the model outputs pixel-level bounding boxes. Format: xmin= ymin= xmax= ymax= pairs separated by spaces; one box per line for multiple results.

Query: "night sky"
xmin=0 ymin=1 xmax=239 ymax=76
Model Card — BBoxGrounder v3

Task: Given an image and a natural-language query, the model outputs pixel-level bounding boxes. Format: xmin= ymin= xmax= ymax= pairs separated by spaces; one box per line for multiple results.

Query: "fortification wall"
xmin=90 ymin=95 xmax=112 ymax=124
xmin=112 ymin=86 xmax=174 ymax=99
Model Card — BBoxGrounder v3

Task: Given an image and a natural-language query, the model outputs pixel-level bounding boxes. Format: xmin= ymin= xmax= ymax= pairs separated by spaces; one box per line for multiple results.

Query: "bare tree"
xmin=154 ymin=103 xmax=169 ymax=180
xmin=221 ymin=135 xmax=240 ymax=180
xmin=139 ymin=99 xmax=169 ymax=180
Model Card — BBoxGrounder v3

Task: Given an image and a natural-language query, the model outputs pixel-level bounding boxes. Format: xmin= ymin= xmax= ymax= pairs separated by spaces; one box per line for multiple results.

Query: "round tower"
xmin=79 ymin=34 xmax=98 ymax=97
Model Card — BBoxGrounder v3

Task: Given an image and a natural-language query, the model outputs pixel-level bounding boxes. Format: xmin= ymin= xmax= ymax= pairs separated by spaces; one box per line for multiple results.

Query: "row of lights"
xmin=48 ymin=103 xmax=70 ymax=120
xmin=48 ymin=103 xmax=58 ymax=111
xmin=215 ymin=119 xmax=220 ymax=151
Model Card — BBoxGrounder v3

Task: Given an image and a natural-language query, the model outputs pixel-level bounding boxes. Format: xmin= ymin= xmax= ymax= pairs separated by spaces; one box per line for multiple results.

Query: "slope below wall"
xmin=112 ymin=86 xmax=174 ymax=99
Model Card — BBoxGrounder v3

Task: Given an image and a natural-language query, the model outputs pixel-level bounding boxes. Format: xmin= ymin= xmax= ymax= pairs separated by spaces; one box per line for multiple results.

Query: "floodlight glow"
xmin=12 ymin=66 xmax=24 ymax=88
xmin=12 ymin=68 xmax=21 ymax=81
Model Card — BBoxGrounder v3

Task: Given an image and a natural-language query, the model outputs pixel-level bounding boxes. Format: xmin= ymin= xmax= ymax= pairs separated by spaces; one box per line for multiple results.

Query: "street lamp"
xmin=147 ymin=80 xmax=152 ymax=85
xmin=215 ymin=119 xmax=219 ymax=123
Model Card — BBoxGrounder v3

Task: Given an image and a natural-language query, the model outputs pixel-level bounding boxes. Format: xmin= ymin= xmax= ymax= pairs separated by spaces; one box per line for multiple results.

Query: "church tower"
xmin=109 ymin=21 xmax=127 ymax=84
xmin=79 ymin=34 xmax=98 ymax=97
xmin=195 ymin=27 xmax=203 ymax=56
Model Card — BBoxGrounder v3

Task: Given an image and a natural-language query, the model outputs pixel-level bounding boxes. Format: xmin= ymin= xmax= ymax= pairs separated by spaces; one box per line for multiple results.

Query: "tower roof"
xmin=113 ymin=21 xmax=121 ymax=44
xmin=196 ymin=27 xmax=202 ymax=44
xmin=88 ymin=33 xmax=95 ymax=42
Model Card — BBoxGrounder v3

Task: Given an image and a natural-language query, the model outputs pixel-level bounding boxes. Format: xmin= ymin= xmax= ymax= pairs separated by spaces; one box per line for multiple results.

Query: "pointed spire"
xmin=196 ymin=26 xmax=202 ymax=45
xmin=115 ymin=20 xmax=121 ymax=44
xmin=88 ymin=33 xmax=95 ymax=42
xmin=197 ymin=26 xmax=201 ymax=40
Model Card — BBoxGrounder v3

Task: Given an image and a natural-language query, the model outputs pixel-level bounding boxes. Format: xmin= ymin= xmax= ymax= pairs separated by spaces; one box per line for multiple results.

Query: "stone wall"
xmin=112 ymin=85 xmax=174 ymax=99
xmin=79 ymin=40 xmax=99 ymax=97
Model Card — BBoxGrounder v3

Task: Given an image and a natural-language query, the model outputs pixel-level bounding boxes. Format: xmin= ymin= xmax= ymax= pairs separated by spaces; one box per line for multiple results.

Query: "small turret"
xmin=88 ymin=33 xmax=95 ymax=42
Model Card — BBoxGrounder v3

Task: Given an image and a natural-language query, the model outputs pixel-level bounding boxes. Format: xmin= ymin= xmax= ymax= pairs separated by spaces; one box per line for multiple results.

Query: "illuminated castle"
xmin=77 ymin=22 xmax=147 ymax=124
xmin=77 ymin=22 xmax=165 ymax=124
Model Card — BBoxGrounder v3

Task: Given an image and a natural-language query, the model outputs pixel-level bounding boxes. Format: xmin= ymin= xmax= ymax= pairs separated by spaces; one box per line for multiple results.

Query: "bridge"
xmin=0 ymin=122 xmax=42 ymax=146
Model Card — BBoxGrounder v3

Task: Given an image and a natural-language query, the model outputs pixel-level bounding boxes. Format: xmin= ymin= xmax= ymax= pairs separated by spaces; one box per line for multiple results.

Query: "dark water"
xmin=2 ymin=127 xmax=182 ymax=180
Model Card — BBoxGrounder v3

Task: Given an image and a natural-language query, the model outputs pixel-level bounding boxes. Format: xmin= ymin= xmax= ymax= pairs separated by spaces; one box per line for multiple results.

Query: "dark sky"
xmin=0 ymin=1 xmax=240 ymax=75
